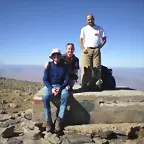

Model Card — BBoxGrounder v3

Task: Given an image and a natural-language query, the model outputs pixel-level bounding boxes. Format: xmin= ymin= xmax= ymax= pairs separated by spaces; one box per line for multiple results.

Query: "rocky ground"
xmin=0 ymin=77 xmax=144 ymax=144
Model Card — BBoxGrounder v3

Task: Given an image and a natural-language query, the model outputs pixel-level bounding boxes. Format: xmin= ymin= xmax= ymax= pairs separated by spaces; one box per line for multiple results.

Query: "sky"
xmin=0 ymin=0 xmax=144 ymax=68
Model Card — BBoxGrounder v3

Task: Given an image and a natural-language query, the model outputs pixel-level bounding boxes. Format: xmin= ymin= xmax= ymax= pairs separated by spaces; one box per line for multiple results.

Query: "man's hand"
xmin=98 ymin=37 xmax=107 ymax=49
xmin=44 ymin=62 xmax=50 ymax=69
xmin=83 ymin=48 xmax=88 ymax=54
xmin=51 ymin=88 xmax=60 ymax=96
xmin=52 ymin=88 xmax=57 ymax=96
xmin=80 ymin=38 xmax=88 ymax=54
xmin=55 ymin=88 xmax=60 ymax=95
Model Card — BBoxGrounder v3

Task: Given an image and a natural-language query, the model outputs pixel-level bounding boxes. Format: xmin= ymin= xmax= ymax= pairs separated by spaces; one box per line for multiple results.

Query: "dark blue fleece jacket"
xmin=43 ymin=61 xmax=70 ymax=91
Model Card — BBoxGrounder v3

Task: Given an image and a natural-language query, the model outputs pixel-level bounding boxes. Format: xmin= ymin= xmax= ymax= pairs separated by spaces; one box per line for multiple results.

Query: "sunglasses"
xmin=66 ymin=43 xmax=74 ymax=46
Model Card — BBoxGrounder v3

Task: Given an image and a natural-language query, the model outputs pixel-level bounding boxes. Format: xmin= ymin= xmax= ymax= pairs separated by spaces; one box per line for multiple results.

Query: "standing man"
xmin=43 ymin=48 xmax=70 ymax=133
xmin=80 ymin=14 xmax=107 ymax=91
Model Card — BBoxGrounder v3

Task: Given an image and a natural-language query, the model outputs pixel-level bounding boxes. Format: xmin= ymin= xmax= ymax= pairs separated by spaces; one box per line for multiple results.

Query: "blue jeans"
xmin=42 ymin=84 xmax=69 ymax=121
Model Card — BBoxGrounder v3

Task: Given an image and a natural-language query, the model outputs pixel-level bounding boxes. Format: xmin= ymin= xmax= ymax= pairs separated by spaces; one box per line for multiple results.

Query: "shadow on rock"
xmin=51 ymin=95 xmax=95 ymax=126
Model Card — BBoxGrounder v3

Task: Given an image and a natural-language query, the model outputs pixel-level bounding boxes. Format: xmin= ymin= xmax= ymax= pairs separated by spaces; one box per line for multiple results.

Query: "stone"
xmin=94 ymin=131 xmax=118 ymax=140
xmin=5 ymin=118 xmax=21 ymax=128
xmin=0 ymin=110 xmax=7 ymax=114
xmin=8 ymin=103 xmax=19 ymax=108
xmin=25 ymin=109 xmax=32 ymax=115
xmin=7 ymin=138 xmax=23 ymax=144
xmin=32 ymin=84 xmax=144 ymax=125
xmin=24 ymin=113 xmax=32 ymax=120
xmin=23 ymin=139 xmax=35 ymax=144
xmin=0 ymin=114 xmax=12 ymax=122
xmin=93 ymin=137 xmax=109 ymax=144
xmin=22 ymin=126 xmax=41 ymax=140
xmin=110 ymin=140 xmax=126 ymax=144
xmin=44 ymin=133 xmax=62 ymax=144
xmin=0 ymin=138 xmax=8 ymax=144
xmin=65 ymin=123 xmax=144 ymax=135
xmin=1 ymin=125 xmax=15 ymax=138
xmin=64 ymin=132 xmax=93 ymax=144
xmin=21 ymin=120 xmax=41 ymax=140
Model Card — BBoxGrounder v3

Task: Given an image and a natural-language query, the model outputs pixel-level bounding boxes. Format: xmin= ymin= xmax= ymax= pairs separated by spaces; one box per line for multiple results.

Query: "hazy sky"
xmin=0 ymin=0 xmax=144 ymax=67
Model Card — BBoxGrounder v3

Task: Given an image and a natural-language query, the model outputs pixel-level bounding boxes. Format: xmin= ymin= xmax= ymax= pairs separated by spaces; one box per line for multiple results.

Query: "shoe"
xmin=96 ymin=79 xmax=103 ymax=86
xmin=54 ymin=117 xmax=62 ymax=133
xmin=46 ymin=121 xmax=53 ymax=132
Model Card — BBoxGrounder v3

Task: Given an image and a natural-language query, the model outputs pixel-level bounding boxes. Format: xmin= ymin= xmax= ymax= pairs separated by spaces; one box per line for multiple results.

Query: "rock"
xmin=44 ymin=132 xmax=52 ymax=139
xmin=44 ymin=133 xmax=62 ymax=144
xmin=64 ymin=131 xmax=93 ymax=144
xmin=7 ymin=138 xmax=23 ymax=144
xmin=8 ymin=103 xmax=20 ymax=108
xmin=138 ymin=138 xmax=144 ymax=144
xmin=95 ymin=131 xmax=118 ymax=140
xmin=110 ymin=139 xmax=127 ymax=144
xmin=0 ymin=114 xmax=12 ymax=122
xmin=20 ymin=120 xmax=34 ymax=129
xmin=23 ymin=109 xmax=32 ymax=120
xmin=21 ymin=121 xmax=41 ymax=140
xmin=127 ymin=126 xmax=140 ymax=139
xmin=14 ymin=112 xmax=22 ymax=117
xmin=1 ymin=100 xmax=7 ymax=104
xmin=23 ymin=139 xmax=35 ymax=144
xmin=61 ymin=139 xmax=71 ymax=144
xmin=0 ymin=109 xmax=7 ymax=114
xmin=25 ymin=109 xmax=32 ymax=114
xmin=1 ymin=125 xmax=15 ymax=138
xmin=125 ymin=140 xmax=138 ymax=144
xmin=1 ymin=118 xmax=21 ymax=128
xmin=22 ymin=126 xmax=41 ymax=140
xmin=93 ymin=137 xmax=109 ymax=144
xmin=24 ymin=113 xmax=32 ymax=120
xmin=39 ymin=139 xmax=52 ymax=144
xmin=0 ymin=138 xmax=8 ymax=144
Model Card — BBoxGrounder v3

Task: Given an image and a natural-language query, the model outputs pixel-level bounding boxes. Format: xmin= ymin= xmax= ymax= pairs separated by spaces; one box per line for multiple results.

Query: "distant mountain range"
xmin=0 ymin=64 xmax=144 ymax=90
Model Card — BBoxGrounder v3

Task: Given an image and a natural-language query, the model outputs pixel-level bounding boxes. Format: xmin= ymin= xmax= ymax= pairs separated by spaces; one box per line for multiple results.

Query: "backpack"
xmin=101 ymin=65 xmax=116 ymax=90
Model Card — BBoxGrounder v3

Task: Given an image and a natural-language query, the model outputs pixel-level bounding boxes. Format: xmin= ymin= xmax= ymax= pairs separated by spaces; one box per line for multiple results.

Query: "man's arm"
xmin=44 ymin=61 xmax=50 ymax=69
xmin=43 ymin=69 xmax=53 ymax=90
xmin=60 ymin=66 xmax=70 ymax=91
xmin=79 ymin=28 xmax=85 ymax=51
xmin=99 ymin=27 xmax=107 ymax=49
xmin=73 ymin=57 xmax=79 ymax=74
xmin=99 ymin=36 xmax=107 ymax=49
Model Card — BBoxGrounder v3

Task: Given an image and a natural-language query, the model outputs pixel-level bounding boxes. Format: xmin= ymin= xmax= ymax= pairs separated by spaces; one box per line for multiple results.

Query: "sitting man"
xmin=43 ymin=48 xmax=70 ymax=133
xmin=44 ymin=43 xmax=79 ymax=91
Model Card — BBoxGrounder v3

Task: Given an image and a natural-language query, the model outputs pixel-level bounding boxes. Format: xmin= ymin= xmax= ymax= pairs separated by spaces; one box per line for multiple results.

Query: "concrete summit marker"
xmin=32 ymin=84 xmax=144 ymax=126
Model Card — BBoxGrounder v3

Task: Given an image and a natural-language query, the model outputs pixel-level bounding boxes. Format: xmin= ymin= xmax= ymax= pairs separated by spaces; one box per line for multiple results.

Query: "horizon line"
xmin=0 ymin=64 xmax=144 ymax=69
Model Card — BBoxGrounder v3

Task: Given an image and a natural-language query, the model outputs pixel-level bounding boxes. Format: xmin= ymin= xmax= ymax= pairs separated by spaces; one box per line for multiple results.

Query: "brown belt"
xmin=88 ymin=47 xmax=99 ymax=49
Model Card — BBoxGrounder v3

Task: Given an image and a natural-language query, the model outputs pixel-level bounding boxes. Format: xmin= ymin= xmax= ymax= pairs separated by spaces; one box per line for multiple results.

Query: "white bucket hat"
xmin=49 ymin=48 xmax=61 ymax=59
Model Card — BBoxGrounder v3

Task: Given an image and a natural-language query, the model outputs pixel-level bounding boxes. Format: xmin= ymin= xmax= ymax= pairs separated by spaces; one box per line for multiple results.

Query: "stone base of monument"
xmin=32 ymin=84 xmax=144 ymax=126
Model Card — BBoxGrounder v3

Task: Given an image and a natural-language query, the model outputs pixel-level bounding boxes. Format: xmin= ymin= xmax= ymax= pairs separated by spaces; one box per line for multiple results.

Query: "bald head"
xmin=86 ymin=14 xmax=95 ymax=26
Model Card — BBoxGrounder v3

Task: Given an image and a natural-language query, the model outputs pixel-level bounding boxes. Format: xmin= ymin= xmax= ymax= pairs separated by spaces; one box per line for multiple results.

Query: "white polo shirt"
xmin=80 ymin=25 xmax=106 ymax=48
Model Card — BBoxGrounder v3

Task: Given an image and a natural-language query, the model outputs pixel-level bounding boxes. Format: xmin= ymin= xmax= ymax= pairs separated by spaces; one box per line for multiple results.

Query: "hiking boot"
xmin=54 ymin=117 xmax=63 ymax=133
xmin=46 ymin=121 xmax=53 ymax=132
xmin=94 ymin=79 xmax=102 ymax=91
xmin=96 ymin=79 xmax=103 ymax=86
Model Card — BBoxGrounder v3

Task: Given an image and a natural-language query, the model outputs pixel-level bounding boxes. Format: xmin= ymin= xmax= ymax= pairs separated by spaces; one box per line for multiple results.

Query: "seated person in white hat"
xmin=44 ymin=43 xmax=79 ymax=91
xmin=43 ymin=48 xmax=70 ymax=133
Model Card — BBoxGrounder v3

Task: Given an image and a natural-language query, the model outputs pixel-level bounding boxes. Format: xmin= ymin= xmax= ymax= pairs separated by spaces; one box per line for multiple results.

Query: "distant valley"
xmin=0 ymin=64 xmax=144 ymax=90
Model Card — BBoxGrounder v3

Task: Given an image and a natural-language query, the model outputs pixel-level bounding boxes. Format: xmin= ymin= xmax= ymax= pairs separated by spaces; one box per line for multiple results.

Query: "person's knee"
xmin=43 ymin=87 xmax=52 ymax=101
xmin=61 ymin=88 xmax=69 ymax=99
